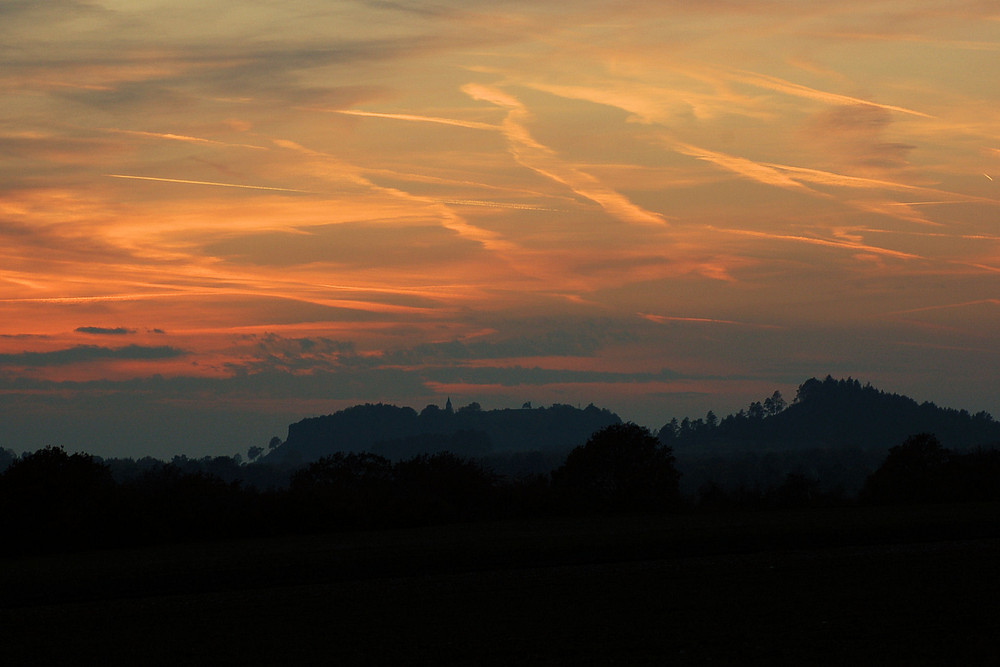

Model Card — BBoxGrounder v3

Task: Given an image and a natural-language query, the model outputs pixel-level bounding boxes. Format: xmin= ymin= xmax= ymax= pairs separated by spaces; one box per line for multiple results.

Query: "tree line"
xmin=2 ymin=419 xmax=999 ymax=556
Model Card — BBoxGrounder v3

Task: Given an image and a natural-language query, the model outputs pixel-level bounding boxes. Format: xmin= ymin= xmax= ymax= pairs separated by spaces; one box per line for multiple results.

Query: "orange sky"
xmin=1 ymin=1 xmax=998 ymax=457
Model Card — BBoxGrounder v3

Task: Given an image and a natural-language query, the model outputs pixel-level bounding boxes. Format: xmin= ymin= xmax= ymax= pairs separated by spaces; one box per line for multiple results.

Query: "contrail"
xmin=107 ymin=174 xmax=314 ymax=193
xmin=640 ymin=313 xmax=783 ymax=329
xmin=320 ymin=109 xmax=499 ymax=131
xmin=438 ymin=199 xmax=561 ymax=211
xmin=107 ymin=128 xmax=268 ymax=150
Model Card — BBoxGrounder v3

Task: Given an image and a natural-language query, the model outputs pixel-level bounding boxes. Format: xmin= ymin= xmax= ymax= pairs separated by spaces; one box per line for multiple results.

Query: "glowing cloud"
xmin=462 ymin=83 xmax=668 ymax=226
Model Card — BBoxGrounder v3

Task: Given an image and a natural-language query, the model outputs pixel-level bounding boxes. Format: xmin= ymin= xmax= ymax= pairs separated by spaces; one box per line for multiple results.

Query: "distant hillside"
xmin=662 ymin=376 xmax=1000 ymax=456
xmin=660 ymin=376 xmax=1000 ymax=496
xmin=267 ymin=402 xmax=621 ymax=465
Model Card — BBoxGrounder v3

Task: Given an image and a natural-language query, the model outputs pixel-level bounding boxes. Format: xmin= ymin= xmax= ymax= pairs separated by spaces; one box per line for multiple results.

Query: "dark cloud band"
xmin=0 ymin=345 xmax=185 ymax=367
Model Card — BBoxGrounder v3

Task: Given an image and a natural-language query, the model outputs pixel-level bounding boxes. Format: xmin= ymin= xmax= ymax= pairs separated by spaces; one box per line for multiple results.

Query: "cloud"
xmin=423 ymin=365 xmax=685 ymax=387
xmin=223 ymin=336 xmax=360 ymax=375
xmin=202 ymin=221 xmax=485 ymax=270
xmin=640 ymin=313 xmax=783 ymax=330
xmin=105 ymin=128 xmax=268 ymax=151
xmin=674 ymin=142 xmax=819 ymax=195
xmin=107 ymin=174 xmax=316 ymax=194
xmin=0 ymin=345 xmax=186 ymax=367
xmin=715 ymin=228 xmax=923 ymax=261
xmin=323 ymin=109 xmax=499 ymax=131
xmin=803 ymin=104 xmax=915 ymax=173
xmin=75 ymin=327 xmax=136 ymax=335
xmin=462 ymin=83 xmax=668 ymax=226
xmin=727 ymin=69 xmax=934 ymax=118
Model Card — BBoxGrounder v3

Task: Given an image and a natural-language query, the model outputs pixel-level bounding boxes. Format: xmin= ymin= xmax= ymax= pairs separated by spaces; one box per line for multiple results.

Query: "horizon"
xmin=2 ymin=2 xmax=999 ymax=459
xmin=0 ymin=375 xmax=993 ymax=460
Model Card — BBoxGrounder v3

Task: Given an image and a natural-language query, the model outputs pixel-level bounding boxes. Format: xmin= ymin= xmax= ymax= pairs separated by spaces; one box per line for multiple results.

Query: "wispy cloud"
xmin=75 ymin=326 xmax=136 ymax=335
xmin=716 ymin=228 xmax=924 ymax=261
xmin=462 ymin=83 xmax=668 ymax=226
xmin=105 ymin=128 xmax=268 ymax=150
xmin=319 ymin=109 xmax=499 ymax=131
xmin=106 ymin=174 xmax=316 ymax=194
xmin=726 ymin=69 xmax=934 ymax=118
xmin=889 ymin=299 xmax=1000 ymax=315
xmin=674 ymin=142 xmax=819 ymax=195
xmin=640 ymin=313 xmax=783 ymax=330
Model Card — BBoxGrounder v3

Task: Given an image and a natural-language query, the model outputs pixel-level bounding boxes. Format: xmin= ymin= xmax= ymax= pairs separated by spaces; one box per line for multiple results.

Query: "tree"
xmin=861 ymin=433 xmax=950 ymax=504
xmin=392 ymin=452 xmax=498 ymax=523
xmin=553 ymin=423 xmax=680 ymax=512
xmin=247 ymin=446 xmax=264 ymax=461
xmin=0 ymin=446 xmax=117 ymax=551
xmin=763 ymin=391 xmax=786 ymax=416
xmin=268 ymin=436 xmax=282 ymax=450
xmin=290 ymin=452 xmax=394 ymax=527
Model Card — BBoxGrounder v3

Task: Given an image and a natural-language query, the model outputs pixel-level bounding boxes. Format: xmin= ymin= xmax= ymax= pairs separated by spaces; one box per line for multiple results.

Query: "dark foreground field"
xmin=3 ymin=503 xmax=1000 ymax=665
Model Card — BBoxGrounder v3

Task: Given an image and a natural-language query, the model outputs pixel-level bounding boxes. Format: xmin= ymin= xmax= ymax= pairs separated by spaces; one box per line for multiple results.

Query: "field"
xmin=3 ymin=503 xmax=999 ymax=665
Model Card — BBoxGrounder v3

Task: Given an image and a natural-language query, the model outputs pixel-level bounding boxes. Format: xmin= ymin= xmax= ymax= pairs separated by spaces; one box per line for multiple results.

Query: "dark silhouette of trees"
xmin=392 ymin=452 xmax=499 ymax=524
xmin=862 ymin=433 xmax=1000 ymax=505
xmin=0 ymin=446 xmax=117 ymax=552
xmin=4 ymin=383 xmax=998 ymax=557
xmin=119 ymin=464 xmax=264 ymax=544
xmin=764 ymin=391 xmax=786 ymax=416
xmin=289 ymin=451 xmax=498 ymax=528
xmin=290 ymin=452 xmax=394 ymax=528
xmin=861 ymin=432 xmax=950 ymax=505
xmin=0 ymin=446 xmax=16 ymax=472
xmin=553 ymin=423 xmax=680 ymax=512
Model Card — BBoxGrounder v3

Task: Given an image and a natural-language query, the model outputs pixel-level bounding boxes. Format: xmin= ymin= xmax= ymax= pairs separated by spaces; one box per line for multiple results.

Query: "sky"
xmin=2 ymin=0 xmax=999 ymax=459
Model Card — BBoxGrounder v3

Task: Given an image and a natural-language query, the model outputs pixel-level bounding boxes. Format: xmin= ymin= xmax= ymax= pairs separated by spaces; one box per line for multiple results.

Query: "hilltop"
xmin=662 ymin=376 xmax=1000 ymax=495
xmin=662 ymin=376 xmax=1000 ymax=454
xmin=265 ymin=401 xmax=621 ymax=465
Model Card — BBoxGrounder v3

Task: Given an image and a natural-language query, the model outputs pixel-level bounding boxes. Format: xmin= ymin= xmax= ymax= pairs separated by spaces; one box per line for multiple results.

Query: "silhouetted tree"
xmin=553 ymin=423 xmax=680 ymax=512
xmin=392 ymin=452 xmax=498 ymax=524
xmin=0 ymin=446 xmax=117 ymax=552
xmin=0 ymin=446 xmax=16 ymax=473
xmin=420 ymin=404 xmax=442 ymax=417
xmin=247 ymin=445 xmax=264 ymax=461
xmin=290 ymin=452 xmax=394 ymax=527
xmin=861 ymin=433 xmax=949 ymax=504
xmin=764 ymin=391 xmax=786 ymax=416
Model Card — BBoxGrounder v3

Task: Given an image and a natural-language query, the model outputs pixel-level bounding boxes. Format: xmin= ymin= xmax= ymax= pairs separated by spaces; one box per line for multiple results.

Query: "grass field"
xmin=3 ymin=503 xmax=999 ymax=665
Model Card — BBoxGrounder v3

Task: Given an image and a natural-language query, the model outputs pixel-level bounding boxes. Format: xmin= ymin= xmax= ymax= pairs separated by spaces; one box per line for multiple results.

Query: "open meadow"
xmin=3 ymin=503 xmax=999 ymax=665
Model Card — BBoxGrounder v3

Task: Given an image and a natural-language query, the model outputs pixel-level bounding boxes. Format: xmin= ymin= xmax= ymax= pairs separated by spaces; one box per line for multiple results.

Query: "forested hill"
xmin=661 ymin=376 xmax=1000 ymax=456
xmin=266 ymin=402 xmax=621 ymax=465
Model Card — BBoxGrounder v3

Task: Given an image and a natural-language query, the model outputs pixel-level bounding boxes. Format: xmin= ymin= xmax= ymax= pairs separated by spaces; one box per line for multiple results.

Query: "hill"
xmin=662 ymin=376 xmax=1000 ymax=455
xmin=662 ymin=376 xmax=1000 ymax=496
xmin=266 ymin=401 xmax=621 ymax=465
